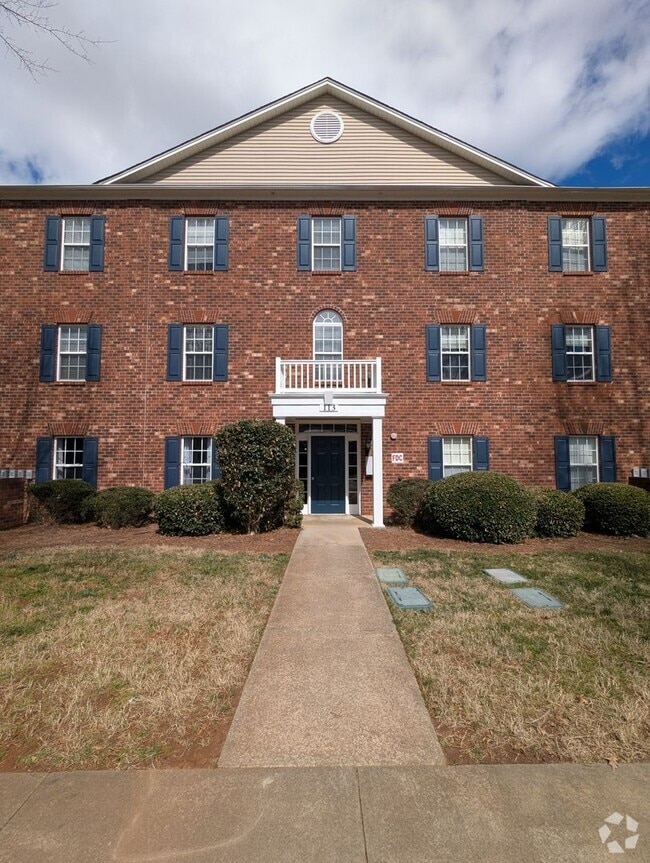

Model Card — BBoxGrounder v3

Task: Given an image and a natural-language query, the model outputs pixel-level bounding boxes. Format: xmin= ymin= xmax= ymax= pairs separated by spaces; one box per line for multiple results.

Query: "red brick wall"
xmin=1 ymin=199 xmax=648 ymax=516
xmin=0 ymin=479 xmax=30 ymax=530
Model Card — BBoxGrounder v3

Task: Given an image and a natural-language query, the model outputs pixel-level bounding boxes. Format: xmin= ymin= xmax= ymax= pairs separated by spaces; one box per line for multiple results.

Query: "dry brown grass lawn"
xmin=0 ymin=546 xmax=287 ymax=770
xmin=375 ymin=549 xmax=650 ymax=765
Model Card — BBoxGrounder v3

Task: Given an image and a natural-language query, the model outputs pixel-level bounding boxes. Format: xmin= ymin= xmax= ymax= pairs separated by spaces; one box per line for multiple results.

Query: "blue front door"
xmin=311 ymin=436 xmax=345 ymax=514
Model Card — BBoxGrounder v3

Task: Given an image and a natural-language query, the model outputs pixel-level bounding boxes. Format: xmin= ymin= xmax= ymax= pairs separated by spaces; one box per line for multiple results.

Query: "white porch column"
xmin=372 ymin=416 xmax=384 ymax=528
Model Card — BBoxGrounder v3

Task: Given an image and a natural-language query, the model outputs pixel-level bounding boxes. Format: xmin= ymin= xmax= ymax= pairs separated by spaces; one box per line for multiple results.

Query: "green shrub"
xmin=215 ymin=420 xmax=296 ymax=533
xmin=84 ymin=486 xmax=155 ymax=529
xmin=155 ymin=482 xmax=226 ymax=536
xmin=387 ymin=478 xmax=433 ymax=526
xmin=572 ymin=483 xmax=650 ymax=537
xmin=419 ymin=472 xmax=537 ymax=544
xmin=284 ymin=479 xmax=305 ymax=529
xmin=28 ymin=479 xmax=96 ymax=524
xmin=531 ymin=487 xmax=585 ymax=537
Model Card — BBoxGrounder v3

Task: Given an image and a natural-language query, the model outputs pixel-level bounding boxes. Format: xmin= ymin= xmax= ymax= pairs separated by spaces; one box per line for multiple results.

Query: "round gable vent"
xmin=310 ymin=111 xmax=344 ymax=144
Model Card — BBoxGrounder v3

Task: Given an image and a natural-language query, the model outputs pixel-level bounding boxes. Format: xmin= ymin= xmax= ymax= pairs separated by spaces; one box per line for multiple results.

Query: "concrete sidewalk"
xmin=218 ymin=516 xmax=445 ymax=767
xmin=1 ymin=764 xmax=647 ymax=862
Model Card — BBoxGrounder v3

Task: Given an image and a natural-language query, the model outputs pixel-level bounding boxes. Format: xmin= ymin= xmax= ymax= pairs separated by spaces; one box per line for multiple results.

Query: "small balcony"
xmin=275 ymin=358 xmax=382 ymax=393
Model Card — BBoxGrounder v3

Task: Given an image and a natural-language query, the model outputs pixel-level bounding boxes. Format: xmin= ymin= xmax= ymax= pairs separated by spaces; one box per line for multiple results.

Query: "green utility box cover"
xmin=483 ymin=568 xmax=528 ymax=584
xmin=386 ymin=586 xmax=432 ymax=611
xmin=376 ymin=567 xmax=409 ymax=585
xmin=510 ymin=588 xmax=564 ymax=609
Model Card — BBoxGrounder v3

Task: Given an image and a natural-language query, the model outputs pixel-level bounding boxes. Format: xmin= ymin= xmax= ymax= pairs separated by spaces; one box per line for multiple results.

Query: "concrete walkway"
xmin=219 ymin=516 xmax=445 ymax=767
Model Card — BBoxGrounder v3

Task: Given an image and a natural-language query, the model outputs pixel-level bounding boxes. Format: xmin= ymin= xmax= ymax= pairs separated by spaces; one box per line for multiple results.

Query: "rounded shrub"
xmin=531 ymin=487 xmax=585 ymax=537
xmin=85 ymin=486 xmax=155 ymax=529
xmin=419 ymin=472 xmax=537 ymax=544
xmin=387 ymin=478 xmax=433 ymax=526
xmin=28 ymin=479 xmax=96 ymax=524
xmin=284 ymin=479 xmax=305 ymax=529
xmin=572 ymin=483 xmax=650 ymax=537
xmin=155 ymin=482 xmax=226 ymax=536
xmin=215 ymin=420 xmax=296 ymax=533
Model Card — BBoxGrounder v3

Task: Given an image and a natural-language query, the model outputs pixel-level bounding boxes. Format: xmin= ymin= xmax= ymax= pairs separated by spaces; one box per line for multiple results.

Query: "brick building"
xmin=1 ymin=79 xmax=648 ymax=527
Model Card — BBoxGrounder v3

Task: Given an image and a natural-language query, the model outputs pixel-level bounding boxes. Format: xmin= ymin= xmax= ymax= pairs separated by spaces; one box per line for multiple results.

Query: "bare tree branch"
xmin=0 ymin=0 xmax=105 ymax=77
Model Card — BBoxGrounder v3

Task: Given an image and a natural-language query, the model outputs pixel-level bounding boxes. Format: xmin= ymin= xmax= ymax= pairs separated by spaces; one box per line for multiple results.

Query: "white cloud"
xmin=0 ymin=0 xmax=648 ymax=183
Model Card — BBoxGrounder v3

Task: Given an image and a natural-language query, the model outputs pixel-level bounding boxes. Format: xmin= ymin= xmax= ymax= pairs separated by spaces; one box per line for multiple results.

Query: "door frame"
xmin=296 ymin=423 xmax=361 ymax=515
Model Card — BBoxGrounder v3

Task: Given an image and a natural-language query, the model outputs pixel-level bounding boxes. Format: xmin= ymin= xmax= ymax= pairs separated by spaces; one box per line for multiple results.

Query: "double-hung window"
xmin=182 ymin=437 xmax=213 ymax=484
xmin=297 ymin=215 xmax=356 ymax=271
xmin=184 ymin=326 xmax=214 ymax=381
xmin=551 ymin=324 xmax=612 ymax=382
xmin=425 ymin=215 xmax=484 ymax=271
xmin=168 ymin=216 xmax=229 ymax=271
xmin=54 ymin=436 xmax=85 ymax=480
xmin=428 ymin=435 xmax=490 ymax=479
xmin=548 ymin=216 xmax=607 ymax=272
xmin=166 ymin=324 xmax=229 ymax=382
xmin=40 ymin=323 xmax=102 ymax=382
xmin=35 ymin=436 xmax=99 ymax=486
xmin=313 ymin=310 xmax=343 ymax=384
xmin=426 ymin=323 xmax=486 ymax=382
xmin=43 ymin=215 xmax=105 ymax=272
xmin=554 ymin=435 xmax=616 ymax=490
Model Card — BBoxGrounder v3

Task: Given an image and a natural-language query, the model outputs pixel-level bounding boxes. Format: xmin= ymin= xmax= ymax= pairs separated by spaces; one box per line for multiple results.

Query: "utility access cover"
xmin=510 ymin=588 xmax=564 ymax=609
xmin=376 ymin=567 xmax=409 ymax=585
xmin=386 ymin=587 xmax=432 ymax=611
xmin=483 ymin=568 xmax=528 ymax=584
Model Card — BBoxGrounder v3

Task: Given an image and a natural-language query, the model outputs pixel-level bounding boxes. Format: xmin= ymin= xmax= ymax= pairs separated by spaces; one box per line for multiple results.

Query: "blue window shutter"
xmin=473 ymin=437 xmax=489 ymax=471
xmin=167 ymin=324 xmax=182 ymax=380
xmin=548 ymin=216 xmax=563 ymax=271
xmin=214 ymin=216 xmax=229 ymax=271
xmin=211 ymin=442 xmax=221 ymax=480
xmin=425 ymin=216 xmax=439 ymax=271
xmin=164 ymin=437 xmax=181 ymax=489
xmin=428 ymin=437 xmax=443 ymax=480
xmin=89 ymin=216 xmax=105 ymax=272
xmin=44 ymin=216 xmax=61 ymax=271
xmin=213 ymin=324 xmax=229 ymax=381
xmin=169 ymin=216 xmax=184 ymax=271
xmin=297 ymin=216 xmax=311 ymax=270
xmin=554 ymin=436 xmax=571 ymax=491
xmin=471 ymin=324 xmax=487 ymax=381
xmin=39 ymin=324 xmax=57 ymax=382
xmin=596 ymin=325 xmax=612 ymax=381
xmin=86 ymin=324 xmax=102 ymax=381
xmin=342 ymin=216 xmax=356 ymax=271
xmin=551 ymin=325 xmax=567 ymax=381
xmin=426 ymin=325 xmax=441 ymax=382
xmin=35 ymin=438 xmax=52 ymax=483
xmin=599 ymin=436 xmax=616 ymax=483
xmin=591 ymin=217 xmax=607 ymax=272
xmin=468 ymin=216 xmax=484 ymax=271
xmin=82 ymin=437 xmax=98 ymax=488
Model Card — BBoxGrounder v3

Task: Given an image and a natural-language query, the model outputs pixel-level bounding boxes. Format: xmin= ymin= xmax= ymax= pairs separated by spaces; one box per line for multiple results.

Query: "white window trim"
xmin=561 ymin=217 xmax=591 ymax=272
xmin=311 ymin=217 xmax=342 ymax=272
xmin=442 ymin=435 xmax=473 ymax=477
xmin=60 ymin=217 xmax=91 ymax=272
xmin=441 ymin=324 xmax=471 ymax=382
xmin=566 ymin=325 xmax=595 ymax=383
xmin=56 ymin=324 xmax=87 ymax=382
xmin=439 ymin=217 xmax=468 ymax=272
xmin=180 ymin=436 xmax=213 ymax=485
xmin=184 ymin=217 xmax=215 ymax=272
xmin=569 ymin=435 xmax=599 ymax=490
xmin=183 ymin=324 xmax=214 ymax=382
xmin=295 ymin=424 xmax=360 ymax=515
xmin=53 ymin=436 xmax=84 ymax=480
xmin=312 ymin=310 xmax=344 ymax=362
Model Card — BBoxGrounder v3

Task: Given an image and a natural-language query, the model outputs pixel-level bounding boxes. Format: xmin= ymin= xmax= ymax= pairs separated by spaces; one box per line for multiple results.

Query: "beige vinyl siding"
xmin=147 ymin=97 xmax=514 ymax=186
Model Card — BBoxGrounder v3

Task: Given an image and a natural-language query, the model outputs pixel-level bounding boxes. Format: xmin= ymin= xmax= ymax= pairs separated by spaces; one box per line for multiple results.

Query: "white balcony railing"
xmin=275 ymin=358 xmax=382 ymax=393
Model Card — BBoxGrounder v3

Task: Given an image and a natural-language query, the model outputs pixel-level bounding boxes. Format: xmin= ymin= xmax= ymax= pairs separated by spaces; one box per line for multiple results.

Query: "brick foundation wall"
xmin=1 ymin=199 xmax=648 ymax=515
xmin=0 ymin=479 xmax=30 ymax=530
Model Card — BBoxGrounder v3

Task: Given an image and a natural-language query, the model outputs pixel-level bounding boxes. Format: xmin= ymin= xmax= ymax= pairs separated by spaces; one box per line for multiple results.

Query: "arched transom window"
xmin=313 ymin=310 xmax=343 ymax=363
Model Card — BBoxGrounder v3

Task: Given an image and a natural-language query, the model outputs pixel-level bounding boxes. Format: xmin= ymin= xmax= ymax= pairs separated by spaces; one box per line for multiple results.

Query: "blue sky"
xmin=1 ymin=0 xmax=649 ymax=186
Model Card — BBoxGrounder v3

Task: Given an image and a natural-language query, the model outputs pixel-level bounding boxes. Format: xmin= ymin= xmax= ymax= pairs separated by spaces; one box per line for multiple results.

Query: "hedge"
xmin=155 ymin=482 xmax=226 ymax=536
xmin=572 ymin=483 xmax=650 ymax=536
xmin=386 ymin=478 xmax=433 ymax=526
xmin=531 ymin=487 xmax=585 ymax=537
xmin=84 ymin=486 xmax=155 ymax=529
xmin=28 ymin=479 xmax=96 ymax=524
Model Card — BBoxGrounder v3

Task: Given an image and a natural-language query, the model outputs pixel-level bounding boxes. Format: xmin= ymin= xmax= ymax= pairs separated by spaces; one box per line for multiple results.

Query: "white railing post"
xmin=376 ymin=357 xmax=382 ymax=392
xmin=275 ymin=357 xmax=283 ymax=393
